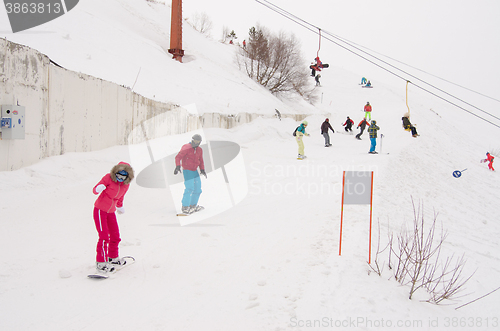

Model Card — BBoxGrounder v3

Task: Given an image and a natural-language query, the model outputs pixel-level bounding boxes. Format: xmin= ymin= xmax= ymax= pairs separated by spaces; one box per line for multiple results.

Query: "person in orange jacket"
xmin=355 ymin=118 xmax=370 ymax=140
xmin=482 ymin=152 xmax=495 ymax=171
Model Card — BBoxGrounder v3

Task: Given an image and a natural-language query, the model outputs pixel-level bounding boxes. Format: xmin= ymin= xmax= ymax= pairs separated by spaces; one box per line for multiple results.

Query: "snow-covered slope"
xmin=0 ymin=0 xmax=314 ymax=116
xmin=1 ymin=1 xmax=500 ymax=330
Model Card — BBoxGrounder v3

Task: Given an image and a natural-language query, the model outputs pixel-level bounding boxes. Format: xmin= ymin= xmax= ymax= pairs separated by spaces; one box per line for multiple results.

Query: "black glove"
xmin=174 ymin=165 xmax=181 ymax=175
xmin=200 ymin=169 xmax=207 ymax=178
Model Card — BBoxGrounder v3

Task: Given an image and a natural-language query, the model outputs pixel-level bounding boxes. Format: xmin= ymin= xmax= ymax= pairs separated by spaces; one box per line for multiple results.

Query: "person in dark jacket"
xmin=402 ymin=113 xmax=419 ymax=137
xmin=343 ymin=117 xmax=354 ymax=132
xmin=320 ymin=118 xmax=334 ymax=147
xmin=355 ymin=118 xmax=370 ymax=140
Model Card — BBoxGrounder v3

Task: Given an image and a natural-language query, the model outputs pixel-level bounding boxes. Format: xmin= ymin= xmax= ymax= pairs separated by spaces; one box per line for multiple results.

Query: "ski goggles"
xmin=115 ymin=170 xmax=128 ymax=182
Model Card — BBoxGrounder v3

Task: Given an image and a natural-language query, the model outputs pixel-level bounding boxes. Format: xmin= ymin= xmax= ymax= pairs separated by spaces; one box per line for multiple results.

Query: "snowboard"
xmin=87 ymin=256 xmax=135 ymax=279
xmin=176 ymin=206 xmax=205 ymax=216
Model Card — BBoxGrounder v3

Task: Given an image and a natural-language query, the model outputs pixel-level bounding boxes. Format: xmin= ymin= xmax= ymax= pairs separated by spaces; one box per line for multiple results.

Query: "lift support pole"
xmin=168 ymin=0 xmax=184 ymax=62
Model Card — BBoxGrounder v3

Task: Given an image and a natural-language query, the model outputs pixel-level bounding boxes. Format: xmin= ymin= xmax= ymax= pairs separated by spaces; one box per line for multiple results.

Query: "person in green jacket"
xmin=295 ymin=121 xmax=310 ymax=159
xmin=367 ymin=120 xmax=380 ymax=154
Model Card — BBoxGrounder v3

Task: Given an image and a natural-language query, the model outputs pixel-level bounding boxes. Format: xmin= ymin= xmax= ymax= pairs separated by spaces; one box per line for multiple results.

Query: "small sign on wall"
xmin=1 ymin=105 xmax=25 ymax=139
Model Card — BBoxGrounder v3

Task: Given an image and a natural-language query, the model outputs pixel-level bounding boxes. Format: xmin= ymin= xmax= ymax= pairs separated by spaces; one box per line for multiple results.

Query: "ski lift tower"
xmin=168 ymin=0 xmax=184 ymax=62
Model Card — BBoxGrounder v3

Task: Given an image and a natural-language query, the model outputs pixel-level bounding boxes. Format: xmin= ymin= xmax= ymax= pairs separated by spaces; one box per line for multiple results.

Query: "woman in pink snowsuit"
xmin=92 ymin=162 xmax=134 ymax=272
xmin=483 ymin=152 xmax=495 ymax=171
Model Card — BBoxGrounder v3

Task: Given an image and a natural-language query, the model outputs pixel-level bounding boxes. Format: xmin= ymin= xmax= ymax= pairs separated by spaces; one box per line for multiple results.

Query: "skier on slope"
xmin=355 ymin=118 xmax=370 ymax=140
xmin=364 ymin=102 xmax=372 ymax=120
xmin=174 ymin=134 xmax=207 ymax=214
xmin=481 ymin=152 xmax=495 ymax=171
xmin=295 ymin=120 xmax=310 ymax=159
xmin=343 ymin=116 xmax=354 ymax=132
xmin=92 ymin=161 xmax=135 ymax=274
xmin=321 ymin=118 xmax=334 ymax=147
xmin=367 ymin=120 xmax=380 ymax=154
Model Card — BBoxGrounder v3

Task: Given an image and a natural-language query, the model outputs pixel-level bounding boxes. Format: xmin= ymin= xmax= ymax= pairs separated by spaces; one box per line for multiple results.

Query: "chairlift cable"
xmin=254 ymin=0 xmax=500 ymax=129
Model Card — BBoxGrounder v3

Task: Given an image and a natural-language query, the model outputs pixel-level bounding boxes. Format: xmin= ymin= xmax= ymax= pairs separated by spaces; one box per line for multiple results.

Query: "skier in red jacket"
xmin=482 ymin=152 xmax=495 ymax=171
xmin=92 ymin=161 xmax=134 ymax=273
xmin=364 ymin=102 xmax=372 ymax=120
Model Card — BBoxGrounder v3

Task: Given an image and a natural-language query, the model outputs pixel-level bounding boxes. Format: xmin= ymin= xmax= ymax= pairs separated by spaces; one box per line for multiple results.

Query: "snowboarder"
xmin=364 ymin=102 xmax=372 ymax=120
xmin=343 ymin=116 xmax=354 ymax=132
xmin=367 ymin=120 xmax=380 ymax=154
xmin=242 ymin=40 xmax=246 ymax=49
xmin=321 ymin=118 xmax=334 ymax=147
xmin=481 ymin=152 xmax=495 ymax=171
xmin=295 ymin=120 xmax=310 ymax=159
xmin=355 ymin=118 xmax=370 ymax=140
xmin=174 ymin=134 xmax=207 ymax=214
xmin=310 ymin=56 xmax=328 ymax=76
xmin=315 ymin=74 xmax=321 ymax=86
xmin=92 ymin=161 xmax=135 ymax=274
xmin=402 ymin=113 xmax=419 ymax=137
xmin=361 ymin=77 xmax=367 ymax=85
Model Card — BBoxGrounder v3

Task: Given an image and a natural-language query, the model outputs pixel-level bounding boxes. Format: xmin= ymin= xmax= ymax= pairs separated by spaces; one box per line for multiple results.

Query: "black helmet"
xmin=191 ymin=134 xmax=202 ymax=147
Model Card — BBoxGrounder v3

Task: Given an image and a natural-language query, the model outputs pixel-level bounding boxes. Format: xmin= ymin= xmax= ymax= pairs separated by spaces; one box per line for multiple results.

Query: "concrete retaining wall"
xmin=0 ymin=38 xmax=307 ymax=171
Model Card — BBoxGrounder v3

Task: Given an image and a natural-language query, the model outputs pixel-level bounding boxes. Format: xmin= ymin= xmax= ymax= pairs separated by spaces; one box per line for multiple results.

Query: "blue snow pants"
xmin=370 ymin=137 xmax=377 ymax=153
xmin=182 ymin=170 xmax=202 ymax=207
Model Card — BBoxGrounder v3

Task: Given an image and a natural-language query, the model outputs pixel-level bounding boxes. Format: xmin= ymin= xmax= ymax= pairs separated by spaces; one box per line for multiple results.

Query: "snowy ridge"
xmin=1 ymin=1 xmax=500 ymax=330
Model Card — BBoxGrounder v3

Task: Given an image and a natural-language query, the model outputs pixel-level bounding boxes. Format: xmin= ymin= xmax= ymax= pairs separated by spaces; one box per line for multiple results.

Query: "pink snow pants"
xmin=93 ymin=207 xmax=121 ymax=263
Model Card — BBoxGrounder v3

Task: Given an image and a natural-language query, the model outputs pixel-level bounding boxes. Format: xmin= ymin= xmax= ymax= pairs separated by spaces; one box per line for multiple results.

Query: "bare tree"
xmin=220 ymin=26 xmax=230 ymax=43
xmin=191 ymin=12 xmax=213 ymax=35
xmin=236 ymin=25 xmax=318 ymax=103
xmin=383 ymin=199 xmax=474 ymax=303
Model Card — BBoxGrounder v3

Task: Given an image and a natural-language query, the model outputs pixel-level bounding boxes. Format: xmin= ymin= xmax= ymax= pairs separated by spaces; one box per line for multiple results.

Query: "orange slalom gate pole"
xmin=339 ymin=171 xmax=346 ymax=256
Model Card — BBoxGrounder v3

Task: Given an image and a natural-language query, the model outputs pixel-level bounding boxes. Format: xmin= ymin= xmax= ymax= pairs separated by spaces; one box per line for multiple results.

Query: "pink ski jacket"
xmin=93 ymin=162 xmax=134 ymax=213
xmin=175 ymin=143 xmax=205 ymax=172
